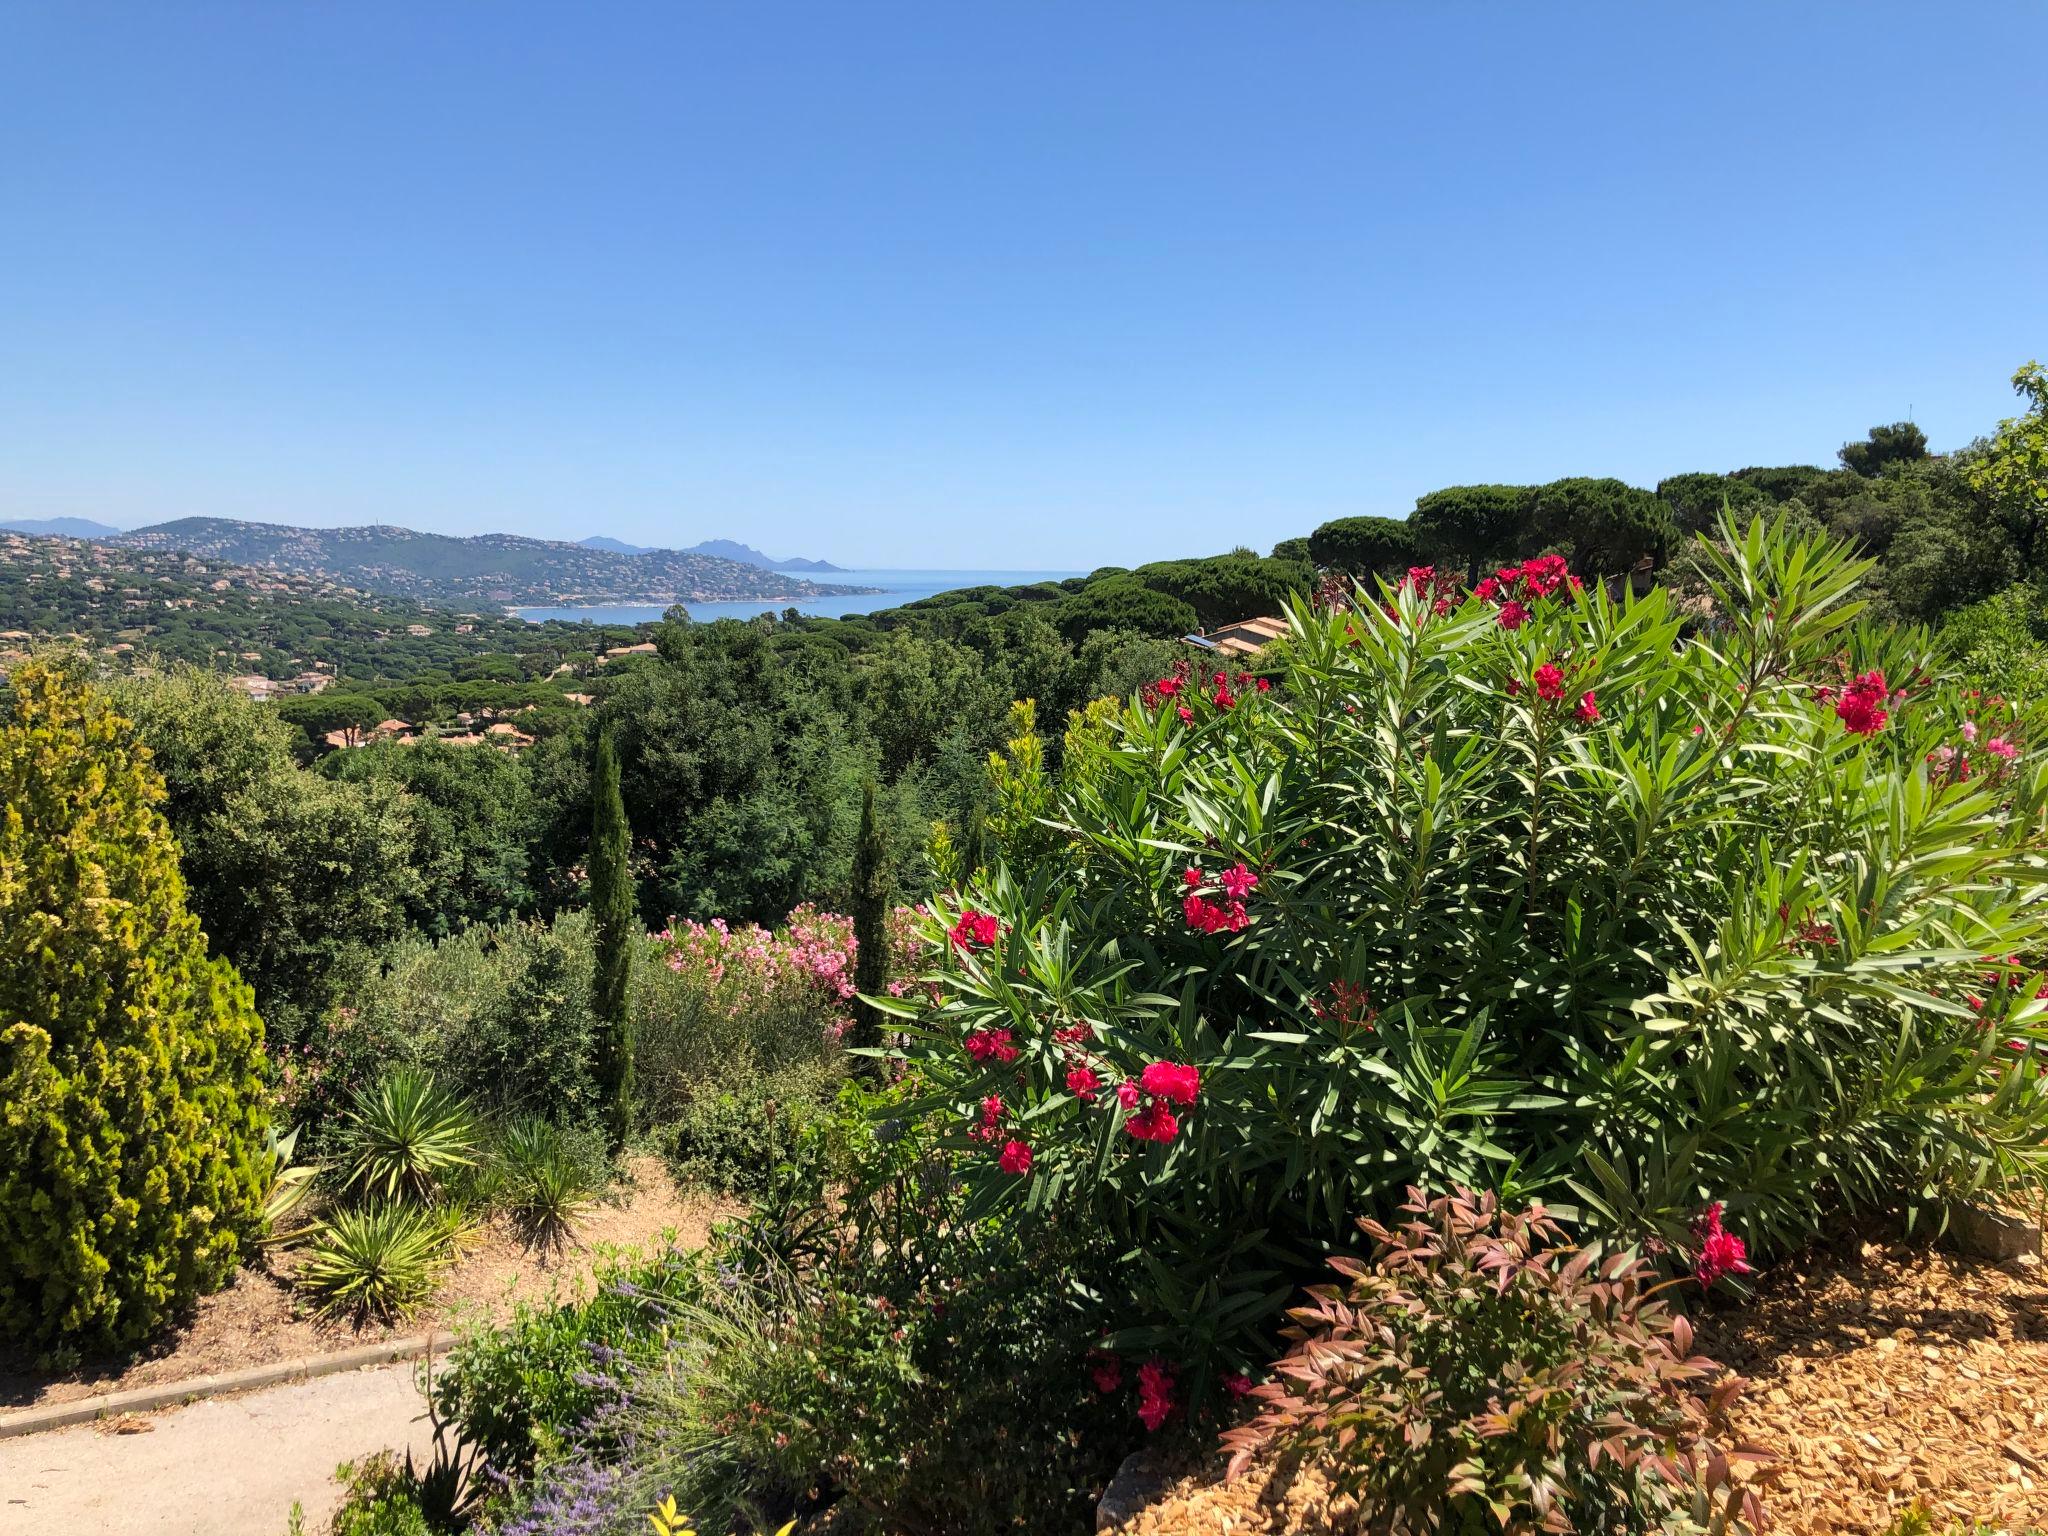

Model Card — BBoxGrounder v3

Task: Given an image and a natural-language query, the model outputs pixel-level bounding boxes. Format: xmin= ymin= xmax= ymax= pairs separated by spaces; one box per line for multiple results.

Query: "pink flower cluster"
xmin=1182 ymin=862 xmax=1258 ymax=935
xmin=1692 ymin=1202 xmax=1754 ymax=1289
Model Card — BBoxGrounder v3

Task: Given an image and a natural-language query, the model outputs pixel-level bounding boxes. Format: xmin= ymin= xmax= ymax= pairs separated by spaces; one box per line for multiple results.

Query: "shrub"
xmin=341 ymin=1068 xmax=480 ymax=1203
xmin=660 ymin=1061 xmax=837 ymax=1198
xmin=1219 ymin=1189 xmax=1765 ymax=1535
xmin=632 ymin=904 xmax=875 ymax=1121
xmin=0 ymin=657 xmax=271 ymax=1357
xmin=889 ymin=512 xmax=2048 ymax=1393
xmin=431 ymin=1246 xmax=706 ymax=1474
xmin=297 ymin=1202 xmax=458 ymax=1321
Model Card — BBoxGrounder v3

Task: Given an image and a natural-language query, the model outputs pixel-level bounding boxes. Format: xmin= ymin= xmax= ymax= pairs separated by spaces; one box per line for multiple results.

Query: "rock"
xmin=1947 ymin=1202 xmax=2044 ymax=1263
xmin=1097 ymin=1451 xmax=1177 ymax=1532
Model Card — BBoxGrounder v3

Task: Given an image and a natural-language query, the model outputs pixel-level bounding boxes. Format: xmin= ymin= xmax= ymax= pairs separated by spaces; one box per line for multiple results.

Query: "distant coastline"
xmin=514 ymin=568 xmax=1082 ymax=626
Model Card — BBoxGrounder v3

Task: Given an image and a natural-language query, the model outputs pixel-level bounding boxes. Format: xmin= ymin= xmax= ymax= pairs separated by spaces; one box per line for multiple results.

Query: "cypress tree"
xmin=0 ymin=658 xmax=271 ymax=1356
xmin=588 ymin=722 xmax=636 ymax=1151
xmin=849 ymin=778 xmax=891 ymax=1074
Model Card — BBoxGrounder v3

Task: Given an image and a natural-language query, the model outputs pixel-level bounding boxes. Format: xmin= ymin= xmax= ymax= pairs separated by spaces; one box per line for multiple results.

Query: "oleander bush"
xmin=888 ymin=513 xmax=2048 ymax=1406
xmin=0 ymin=657 xmax=271 ymax=1357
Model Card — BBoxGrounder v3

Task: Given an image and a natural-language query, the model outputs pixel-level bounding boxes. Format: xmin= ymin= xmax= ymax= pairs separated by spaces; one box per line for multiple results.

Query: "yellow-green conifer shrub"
xmin=0 ymin=657 xmax=271 ymax=1357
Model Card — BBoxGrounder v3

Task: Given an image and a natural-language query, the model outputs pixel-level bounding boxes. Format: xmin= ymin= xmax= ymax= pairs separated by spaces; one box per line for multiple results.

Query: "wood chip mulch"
xmin=1109 ymin=1238 xmax=2048 ymax=1535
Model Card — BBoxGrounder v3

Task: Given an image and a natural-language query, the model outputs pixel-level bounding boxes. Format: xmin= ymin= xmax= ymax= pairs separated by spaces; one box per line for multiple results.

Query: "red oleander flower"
xmin=1575 ymin=690 xmax=1600 ymax=723
xmin=1223 ymin=1372 xmax=1254 ymax=1397
xmin=1115 ymin=1079 xmax=1142 ymax=1111
xmin=1065 ymin=1065 xmax=1102 ymax=1102
xmin=1137 ymin=1359 xmax=1178 ymax=1431
xmin=1497 ymin=599 xmax=1528 ymax=630
xmin=998 ymin=1139 xmax=1033 ymax=1175
xmin=1155 ymin=675 xmax=1183 ymax=698
xmin=1534 ymin=663 xmax=1566 ymax=702
xmin=1835 ymin=670 xmax=1889 ymax=736
xmin=1087 ymin=1351 xmax=1123 ymax=1394
xmin=950 ymin=909 xmax=1000 ymax=949
xmin=1124 ymin=1100 xmax=1180 ymax=1143
xmin=1217 ymin=862 xmax=1259 ymax=900
xmin=1139 ymin=1060 xmax=1200 ymax=1106
xmin=1177 ymin=704 xmax=1194 ymax=724
xmin=1691 ymin=1202 xmax=1754 ymax=1288
xmin=964 ymin=1027 xmax=1019 ymax=1065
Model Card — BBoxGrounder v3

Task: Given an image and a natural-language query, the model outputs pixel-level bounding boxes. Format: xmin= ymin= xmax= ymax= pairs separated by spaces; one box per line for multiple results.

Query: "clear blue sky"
xmin=2 ymin=2 xmax=2042 ymax=568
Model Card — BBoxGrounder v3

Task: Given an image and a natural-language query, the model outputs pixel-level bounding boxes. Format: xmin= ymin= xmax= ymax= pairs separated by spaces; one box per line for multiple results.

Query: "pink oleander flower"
xmin=1987 ymin=736 xmax=2019 ymax=760
xmin=1217 ymin=862 xmax=1259 ymax=901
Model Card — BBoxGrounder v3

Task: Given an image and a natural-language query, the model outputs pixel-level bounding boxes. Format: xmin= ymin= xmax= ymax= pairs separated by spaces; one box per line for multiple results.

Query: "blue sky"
xmin=2 ymin=2 xmax=2042 ymax=568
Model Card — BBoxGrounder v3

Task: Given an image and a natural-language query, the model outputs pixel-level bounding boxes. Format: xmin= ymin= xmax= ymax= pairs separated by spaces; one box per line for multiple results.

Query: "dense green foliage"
xmin=0 ymin=658 xmax=270 ymax=1355
xmin=847 ymin=779 xmax=890 ymax=1065
xmin=1306 ymin=514 xmax=1415 ymax=577
xmin=895 ymin=514 xmax=2048 ymax=1381
xmin=588 ymin=724 xmax=636 ymax=1150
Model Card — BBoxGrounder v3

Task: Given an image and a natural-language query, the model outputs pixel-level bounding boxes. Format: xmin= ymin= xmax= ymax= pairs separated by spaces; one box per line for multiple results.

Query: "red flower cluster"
xmin=1087 ymin=1350 xmax=1122 ymax=1394
xmin=1392 ymin=564 xmax=1462 ymax=620
xmin=1835 ymin=670 xmax=1889 ymax=736
xmin=1575 ymin=690 xmax=1600 ymax=723
xmin=1065 ymin=1065 xmax=1102 ymax=1102
xmin=1475 ymin=553 xmax=1577 ymax=605
xmin=1139 ymin=1060 xmax=1200 ymax=1105
xmin=1533 ymin=663 xmax=1566 ymax=702
xmin=963 ymin=1026 xmax=1019 ymax=1065
xmin=1692 ymin=1202 xmax=1754 ymax=1289
xmin=1123 ymin=1058 xmax=1200 ymax=1143
xmin=969 ymin=1093 xmax=1004 ymax=1143
xmin=1182 ymin=863 xmax=1257 ymax=935
xmin=997 ymin=1139 xmax=1033 ymax=1175
xmin=1136 ymin=1359 xmax=1178 ymax=1431
xmin=950 ymin=909 xmax=1000 ymax=949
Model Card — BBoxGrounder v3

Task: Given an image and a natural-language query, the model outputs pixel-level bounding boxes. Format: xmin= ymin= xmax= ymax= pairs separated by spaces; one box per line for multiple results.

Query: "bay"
xmin=514 ymin=568 xmax=1084 ymax=626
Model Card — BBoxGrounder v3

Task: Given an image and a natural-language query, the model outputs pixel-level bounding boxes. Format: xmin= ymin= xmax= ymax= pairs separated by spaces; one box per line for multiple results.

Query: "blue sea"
xmin=514 ymin=569 xmax=1083 ymax=626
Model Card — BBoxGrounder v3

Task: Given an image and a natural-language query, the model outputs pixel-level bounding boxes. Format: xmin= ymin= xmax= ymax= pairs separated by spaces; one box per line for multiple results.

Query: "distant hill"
xmin=581 ymin=533 xmax=845 ymax=571
xmin=1 ymin=517 xmax=123 ymax=539
xmin=111 ymin=518 xmax=876 ymax=607
xmin=683 ymin=538 xmax=846 ymax=573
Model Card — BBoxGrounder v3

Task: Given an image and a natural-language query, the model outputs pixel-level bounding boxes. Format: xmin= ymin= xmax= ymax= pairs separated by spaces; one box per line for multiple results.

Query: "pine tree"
xmin=849 ymin=779 xmax=892 ymax=1074
xmin=0 ymin=657 xmax=271 ymax=1356
xmin=587 ymin=722 xmax=636 ymax=1151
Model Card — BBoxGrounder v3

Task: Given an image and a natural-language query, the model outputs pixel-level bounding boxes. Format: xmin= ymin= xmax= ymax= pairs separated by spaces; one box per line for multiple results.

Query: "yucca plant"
xmin=296 ymin=1202 xmax=456 ymax=1321
xmin=341 ymin=1068 xmax=480 ymax=1204
xmin=496 ymin=1116 xmax=600 ymax=1253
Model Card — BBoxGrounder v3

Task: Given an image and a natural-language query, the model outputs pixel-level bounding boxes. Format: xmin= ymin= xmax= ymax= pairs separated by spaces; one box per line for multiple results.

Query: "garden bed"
xmin=0 ymin=1156 xmax=726 ymax=1412
xmin=1108 ymin=1235 xmax=2048 ymax=1536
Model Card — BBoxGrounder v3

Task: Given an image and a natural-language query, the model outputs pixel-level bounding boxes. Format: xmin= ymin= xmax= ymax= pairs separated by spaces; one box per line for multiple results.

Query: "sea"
xmin=513 ymin=569 xmax=1083 ymax=626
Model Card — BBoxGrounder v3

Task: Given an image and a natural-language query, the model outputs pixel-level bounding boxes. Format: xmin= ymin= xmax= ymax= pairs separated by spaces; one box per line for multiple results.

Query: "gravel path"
xmin=0 ymin=1362 xmax=435 ymax=1536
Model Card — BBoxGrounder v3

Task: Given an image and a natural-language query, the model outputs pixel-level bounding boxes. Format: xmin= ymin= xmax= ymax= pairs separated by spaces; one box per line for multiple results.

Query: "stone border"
xmin=0 ymin=1331 xmax=447 ymax=1441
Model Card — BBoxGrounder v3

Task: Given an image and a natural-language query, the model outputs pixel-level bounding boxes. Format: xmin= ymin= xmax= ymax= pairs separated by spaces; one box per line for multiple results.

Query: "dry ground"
xmin=1 ymin=1155 xmax=727 ymax=1412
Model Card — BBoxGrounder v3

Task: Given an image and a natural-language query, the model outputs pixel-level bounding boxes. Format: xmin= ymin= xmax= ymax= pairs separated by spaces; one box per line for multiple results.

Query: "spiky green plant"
xmin=296 ymin=1202 xmax=455 ymax=1321
xmin=496 ymin=1116 xmax=600 ymax=1252
xmin=341 ymin=1068 xmax=479 ymax=1203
